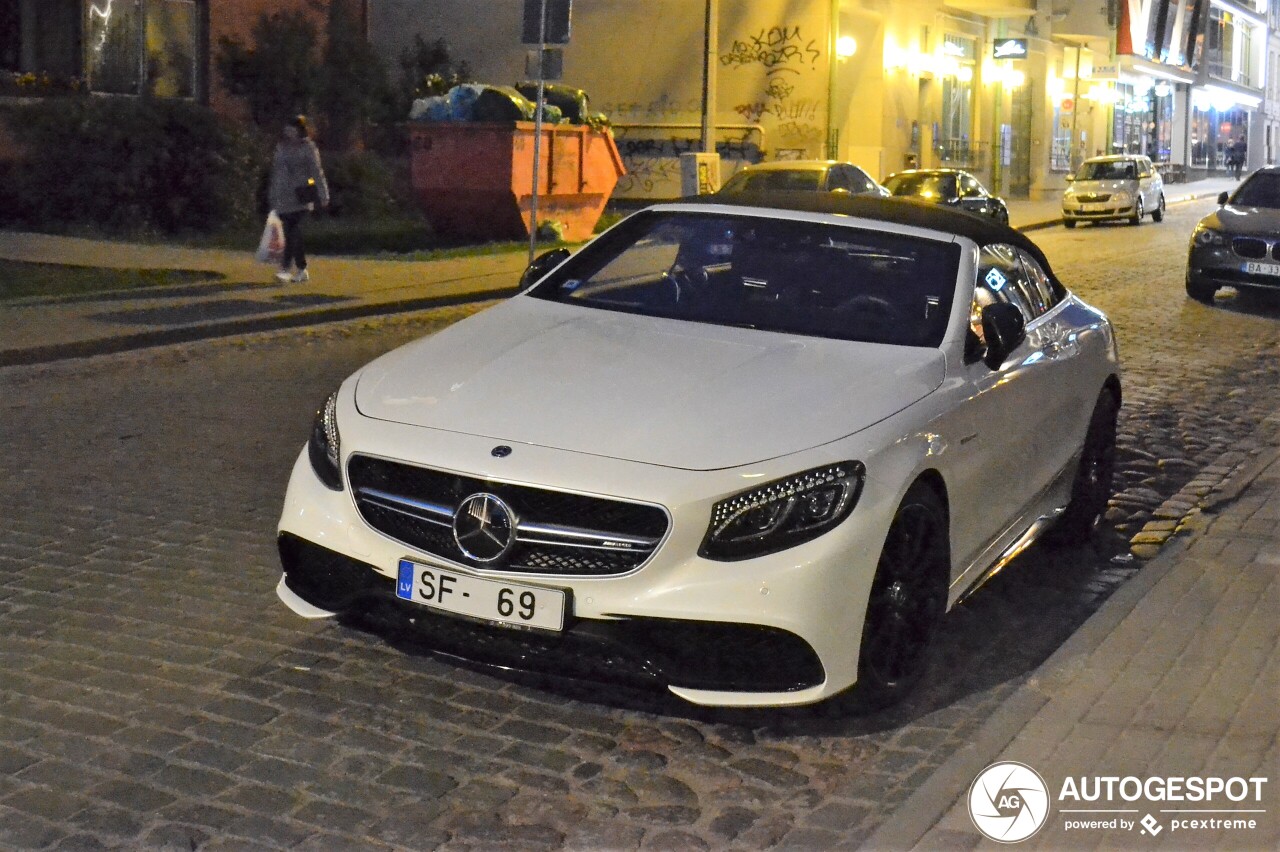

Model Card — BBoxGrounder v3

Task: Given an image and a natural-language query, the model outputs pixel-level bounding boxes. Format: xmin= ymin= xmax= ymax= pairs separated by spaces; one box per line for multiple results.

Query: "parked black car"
xmin=882 ymin=168 xmax=1009 ymax=224
xmin=1187 ymin=166 xmax=1280 ymax=303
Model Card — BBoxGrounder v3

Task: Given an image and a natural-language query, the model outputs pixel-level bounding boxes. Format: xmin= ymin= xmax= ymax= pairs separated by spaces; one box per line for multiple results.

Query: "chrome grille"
xmin=347 ymin=455 xmax=668 ymax=576
xmin=1233 ymin=237 xmax=1268 ymax=259
xmin=1074 ymin=193 xmax=1111 ymax=203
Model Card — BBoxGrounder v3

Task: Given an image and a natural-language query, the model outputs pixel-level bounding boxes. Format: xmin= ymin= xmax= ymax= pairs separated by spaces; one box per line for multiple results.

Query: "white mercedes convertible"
xmin=276 ymin=193 xmax=1120 ymax=710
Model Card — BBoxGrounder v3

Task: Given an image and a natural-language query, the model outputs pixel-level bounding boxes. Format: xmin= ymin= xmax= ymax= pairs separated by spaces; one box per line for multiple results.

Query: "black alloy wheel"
xmin=853 ymin=483 xmax=949 ymax=709
xmin=1048 ymin=390 xmax=1118 ymax=544
xmin=1130 ymin=196 xmax=1144 ymax=225
xmin=1152 ymin=193 xmax=1166 ymax=222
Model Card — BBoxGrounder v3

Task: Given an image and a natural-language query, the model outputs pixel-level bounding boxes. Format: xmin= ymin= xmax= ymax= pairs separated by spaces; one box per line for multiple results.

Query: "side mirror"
xmin=1064 ymin=174 xmax=1075 ymax=183
xmin=1218 ymin=191 xmax=1230 ymax=206
xmin=520 ymin=247 xmax=571 ymax=289
xmin=830 ymin=187 xmax=851 ymax=195
xmin=981 ymin=302 xmax=1026 ymax=370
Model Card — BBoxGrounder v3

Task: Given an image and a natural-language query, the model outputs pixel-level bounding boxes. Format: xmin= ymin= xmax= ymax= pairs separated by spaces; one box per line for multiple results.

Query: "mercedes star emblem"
xmin=452 ymin=493 xmax=517 ymax=563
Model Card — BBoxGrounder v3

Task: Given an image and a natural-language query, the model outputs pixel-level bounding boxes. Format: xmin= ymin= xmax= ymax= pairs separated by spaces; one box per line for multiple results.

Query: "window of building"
xmin=3 ymin=0 xmax=199 ymax=97
xmin=1207 ymin=7 xmax=1235 ymax=81
xmin=939 ymin=34 xmax=976 ymax=166
xmin=1237 ymin=18 xmax=1256 ymax=87
xmin=1 ymin=0 xmax=82 ymax=78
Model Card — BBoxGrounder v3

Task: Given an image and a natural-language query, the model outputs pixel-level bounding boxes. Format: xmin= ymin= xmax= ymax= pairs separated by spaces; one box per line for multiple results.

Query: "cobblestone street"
xmin=3 ymin=198 xmax=1280 ymax=849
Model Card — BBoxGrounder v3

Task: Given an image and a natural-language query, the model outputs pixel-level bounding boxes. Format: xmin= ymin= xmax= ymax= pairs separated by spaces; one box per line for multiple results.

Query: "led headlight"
xmin=307 ymin=390 xmax=343 ymax=490
xmin=1193 ymin=227 xmax=1227 ymax=247
xmin=700 ymin=462 xmax=865 ymax=560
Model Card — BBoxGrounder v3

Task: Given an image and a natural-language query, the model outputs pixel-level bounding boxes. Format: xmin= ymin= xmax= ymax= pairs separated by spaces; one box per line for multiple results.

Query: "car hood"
xmin=1067 ymin=179 xmax=1137 ymax=195
xmin=1200 ymin=205 xmax=1280 ymax=235
xmin=354 ymin=297 xmax=945 ymax=471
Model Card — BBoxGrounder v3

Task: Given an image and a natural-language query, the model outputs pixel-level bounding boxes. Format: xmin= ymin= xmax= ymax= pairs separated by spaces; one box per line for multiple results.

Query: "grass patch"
xmin=0 ymin=259 xmax=220 ymax=302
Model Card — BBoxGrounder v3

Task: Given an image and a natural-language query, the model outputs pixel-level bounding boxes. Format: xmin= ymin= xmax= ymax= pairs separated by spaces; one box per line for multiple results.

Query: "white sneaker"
xmin=291 ymin=269 xmax=310 ymax=283
xmin=274 ymin=269 xmax=292 ymax=283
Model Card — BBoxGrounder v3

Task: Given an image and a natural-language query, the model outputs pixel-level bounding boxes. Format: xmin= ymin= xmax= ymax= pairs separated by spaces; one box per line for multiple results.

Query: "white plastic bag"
xmin=255 ymin=210 xmax=285 ymax=264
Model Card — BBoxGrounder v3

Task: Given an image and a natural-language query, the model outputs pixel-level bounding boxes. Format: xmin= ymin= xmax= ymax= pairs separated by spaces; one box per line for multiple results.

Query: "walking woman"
xmin=268 ymin=115 xmax=329 ymax=283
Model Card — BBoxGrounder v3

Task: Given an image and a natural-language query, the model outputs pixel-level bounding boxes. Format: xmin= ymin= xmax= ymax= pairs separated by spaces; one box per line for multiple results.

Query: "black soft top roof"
xmin=672 ymin=190 xmax=1061 ymax=287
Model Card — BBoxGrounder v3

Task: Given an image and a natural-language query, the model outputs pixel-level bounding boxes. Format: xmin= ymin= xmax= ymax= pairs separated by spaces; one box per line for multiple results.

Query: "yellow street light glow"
xmin=836 ymin=36 xmax=858 ymax=59
xmin=957 ymin=65 xmax=974 ymax=83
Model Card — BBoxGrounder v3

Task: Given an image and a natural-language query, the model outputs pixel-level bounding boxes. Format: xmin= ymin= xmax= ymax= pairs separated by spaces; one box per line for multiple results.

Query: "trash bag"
xmin=409 ymin=95 xmax=450 ymax=121
xmin=516 ymin=83 xmax=590 ymax=124
xmin=447 ymin=84 xmax=484 ymax=120
xmin=255 ymin=211 xmax=284 ymax=264
xmin=537 ymin=103 xmax=563 ymax=124
xmin=471 ymin=86 xmax=535 ymax=123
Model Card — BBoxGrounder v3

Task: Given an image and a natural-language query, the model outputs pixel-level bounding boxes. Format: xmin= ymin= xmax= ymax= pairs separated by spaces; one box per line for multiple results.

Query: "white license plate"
xmin=396 ymin=559 xmax=566 ymax=631
xmin=1243 ymin=261 xmax=1280 ymax=277
xmin=1081 ymin=202 xmax=1107 ymax=211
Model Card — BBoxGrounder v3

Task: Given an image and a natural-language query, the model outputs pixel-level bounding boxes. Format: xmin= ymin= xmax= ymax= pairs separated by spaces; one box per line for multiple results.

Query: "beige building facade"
xmin=371 ymin=0 xmax=1253 ymax=199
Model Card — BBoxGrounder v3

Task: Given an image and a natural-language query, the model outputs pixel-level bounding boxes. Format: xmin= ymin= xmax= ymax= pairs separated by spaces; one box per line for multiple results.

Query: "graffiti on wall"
xmin=722 ymin=24 xmax=825 ymax=149
xmin=612 ymin=128 xmax=762 ymax=197
xmin=719 ymin=26 xmax=822 ymax=72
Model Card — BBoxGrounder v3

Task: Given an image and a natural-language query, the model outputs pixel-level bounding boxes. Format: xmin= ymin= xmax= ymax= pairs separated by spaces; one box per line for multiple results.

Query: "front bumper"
xmin=1188 ymin=245 xmax=1280 ymax=292
xmin=1062 ymin=202 xmax=1137 ymax=222
xmin=278 ymin=532 xmax=825 ymax=695
xmin=276 ymin=412 xmax=895 ymax=706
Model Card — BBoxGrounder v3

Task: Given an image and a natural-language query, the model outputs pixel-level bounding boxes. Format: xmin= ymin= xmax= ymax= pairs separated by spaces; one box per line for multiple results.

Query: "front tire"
xmin=1063 ymin=219 xmax=1078 ymax=229
xmin=1049 ymin=391 xmax=1118 ymax=544
xmin=1151 ymin=193 xmax=1166 ymax=222
xmin=1130 ymin=197 xmax=1144 ymax=225
xmin=853 ymin=482 xmax=949 ymax=709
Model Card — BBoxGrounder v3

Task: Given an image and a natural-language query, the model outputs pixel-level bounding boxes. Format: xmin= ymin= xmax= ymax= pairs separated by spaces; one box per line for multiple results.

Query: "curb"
xmin=0 ymin=287 xmax=516 ymax=367
xmin=863 ymin=444 xmax=1280 ymax=850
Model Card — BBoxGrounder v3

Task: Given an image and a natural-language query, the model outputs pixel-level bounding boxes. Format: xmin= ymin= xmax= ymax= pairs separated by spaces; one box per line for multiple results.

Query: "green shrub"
xmin=321 ymin=150 xmax=410 ymax=219
xmin=0 ymin=98 xmax=262 ymax=235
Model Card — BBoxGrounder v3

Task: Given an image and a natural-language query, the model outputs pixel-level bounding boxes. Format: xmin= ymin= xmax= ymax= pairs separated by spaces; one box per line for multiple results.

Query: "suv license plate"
xmin=1244 ymin=261 xmax=1280 ymax=277
xmin=396 ymin=559 xmax=566 ymax=631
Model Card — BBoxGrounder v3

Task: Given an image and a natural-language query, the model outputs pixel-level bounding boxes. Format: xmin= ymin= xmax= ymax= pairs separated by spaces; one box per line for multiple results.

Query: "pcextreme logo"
xmin=968 ymin=762 xmax=1051 ymax=843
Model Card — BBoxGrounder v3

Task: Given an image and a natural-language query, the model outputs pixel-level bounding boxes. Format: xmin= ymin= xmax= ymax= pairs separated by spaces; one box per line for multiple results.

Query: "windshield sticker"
xmin=985 ymin=268 xmax=1007 ymax=291
xmin=561 ymin=279 xmax=582 ymax=292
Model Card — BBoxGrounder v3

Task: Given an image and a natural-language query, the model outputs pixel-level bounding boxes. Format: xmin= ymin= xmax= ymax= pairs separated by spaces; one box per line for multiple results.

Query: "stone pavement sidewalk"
xmin=868 ymin=437 xmax=1280 ymax=850
xmin=0 ymin=176 xmax=1239 ymax=366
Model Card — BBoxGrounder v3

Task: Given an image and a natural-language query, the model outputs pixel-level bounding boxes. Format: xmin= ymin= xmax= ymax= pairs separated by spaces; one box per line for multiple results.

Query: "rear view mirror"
xmin=981 ymin=302 xmax=1026 ymax=370
xmin=1218 ymin=191 xmax=1230 ymax=206
xmin=520 ymin=247 xmax=571 ymax=289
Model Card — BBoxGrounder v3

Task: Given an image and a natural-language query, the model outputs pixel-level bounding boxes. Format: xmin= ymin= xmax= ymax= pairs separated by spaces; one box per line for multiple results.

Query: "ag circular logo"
xmin=968 ymin=761 xmax=1050 ymax=843
xmin=452 ymin=493 xmax=517 ymax=563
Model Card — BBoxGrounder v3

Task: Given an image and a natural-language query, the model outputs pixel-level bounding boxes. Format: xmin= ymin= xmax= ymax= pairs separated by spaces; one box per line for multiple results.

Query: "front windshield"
xmin=1230 ymin=172 xmax=1280 ymax=208
xmin=1076 ymin=160 xmax=1137 ymax=181
xmin=529 ymin=212 xmax=961 ymax=348
xmin=883 ymin=173 xmax=956 ymax=200
xmin=720 ymin=169 xmax=823 ymax=193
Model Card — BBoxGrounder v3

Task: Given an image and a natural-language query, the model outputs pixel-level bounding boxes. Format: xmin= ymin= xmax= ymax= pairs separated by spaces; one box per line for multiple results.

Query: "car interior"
xmin=538 ymin=216 xmax=960 ymax=348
